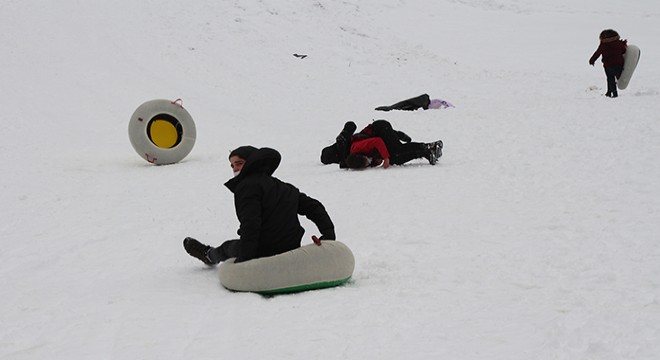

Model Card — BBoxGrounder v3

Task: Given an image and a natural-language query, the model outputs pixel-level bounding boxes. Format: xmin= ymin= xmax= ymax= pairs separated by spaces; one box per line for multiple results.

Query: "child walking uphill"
xmin=589 ymin=29 xmax=627 ymax=98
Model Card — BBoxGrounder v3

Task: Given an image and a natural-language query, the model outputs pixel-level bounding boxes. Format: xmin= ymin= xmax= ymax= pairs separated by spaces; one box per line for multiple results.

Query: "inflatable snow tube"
xmin=618 ymin=44 xmax=641 ymax=90
xmin=219 ymin=241 xmax=355 ymax=294
xmin=128 ymin=99 xmax=196 ymax=165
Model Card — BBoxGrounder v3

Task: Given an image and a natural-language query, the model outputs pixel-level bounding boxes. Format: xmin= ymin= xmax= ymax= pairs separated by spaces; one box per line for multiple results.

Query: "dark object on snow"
xmin=345 ymin=120 xmax=443 ymax=168
xmin=184 ymin=237 xmax=217 ymax=265
xmin=375 ymin=94 xmax=431 ymax=111
xmin=321 ymin=120 xmax=419 ymax=168
xmin=293 ymin=53 xmax=308 ymax=59
xmin=321 ymin=121 xmax=357 ymax=167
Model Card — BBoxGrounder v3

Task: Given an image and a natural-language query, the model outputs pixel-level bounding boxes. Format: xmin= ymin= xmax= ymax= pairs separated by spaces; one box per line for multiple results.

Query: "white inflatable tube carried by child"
xmin=618 ymin=44 xmax=641 ymax=90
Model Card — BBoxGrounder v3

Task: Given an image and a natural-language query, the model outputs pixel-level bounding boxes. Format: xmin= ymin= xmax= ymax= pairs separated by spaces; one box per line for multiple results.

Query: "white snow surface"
xmin=2 ymin=1 xmax=660 ymax=359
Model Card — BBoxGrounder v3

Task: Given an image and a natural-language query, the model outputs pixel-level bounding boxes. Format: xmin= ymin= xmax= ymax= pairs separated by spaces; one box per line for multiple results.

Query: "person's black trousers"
xmin=605 ymin=65 xmax=623 ymax=96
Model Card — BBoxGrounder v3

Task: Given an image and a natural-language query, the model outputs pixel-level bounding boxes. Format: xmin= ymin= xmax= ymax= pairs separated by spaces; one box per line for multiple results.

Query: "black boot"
xmin=425 ymin=143 xmax=438 ymax=165
xmin=183 ymin=237 xmax=218 ymax=266
xmin=424 ymin=140 xmax=443 ymax=165
xmin=434 ymin=140 xmax=443 ymax=159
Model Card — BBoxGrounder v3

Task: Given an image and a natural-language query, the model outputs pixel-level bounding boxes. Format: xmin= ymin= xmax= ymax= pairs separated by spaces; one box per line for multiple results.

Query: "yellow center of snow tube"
xmin=149 ymin=119 xmax=179 ymax=148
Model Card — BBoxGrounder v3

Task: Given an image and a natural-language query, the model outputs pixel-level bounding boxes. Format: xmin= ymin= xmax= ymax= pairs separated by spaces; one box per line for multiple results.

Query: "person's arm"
xmin=298 ymin=192 xmax=335 ymax=240
xmin=351 ymin=137 xmax=390 ymax=161
xmin=367 ymin=137 xmax=390 ymax=168
xmin=589 ymin=44 xmax=603 ymax=65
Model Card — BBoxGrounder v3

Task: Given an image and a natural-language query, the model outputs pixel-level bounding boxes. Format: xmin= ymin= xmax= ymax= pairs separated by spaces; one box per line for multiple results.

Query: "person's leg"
xmin=391 ymin=140 xmax=443 ymax=165
xmin=604 ymin=67 xmax=618 ymax=97
xmin=183 ymin=237 xmax=240 ymax=265
xmin=183 ymin=237 xmax=216 ymax=265
xmin=371 ymin=120 xmax=440 ymax=165
xmin=390 ymin=142 xmax=429 ymax=165
xmin=612 ymin=65 xmax=623 ymax=97
xmin=615 ymin=65 xmax=623 ymax=78
xmin=336 ymin=121 xmax=357 ymax=166
xmin=207 ymin=239 xmax=240 ymax=263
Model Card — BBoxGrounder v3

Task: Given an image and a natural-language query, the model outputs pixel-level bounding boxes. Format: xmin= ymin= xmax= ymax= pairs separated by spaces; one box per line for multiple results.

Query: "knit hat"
xmin=599 ymin=29 xmax=620 ymax=41
xmin=229 ymin=145 xmax=258 ymax=161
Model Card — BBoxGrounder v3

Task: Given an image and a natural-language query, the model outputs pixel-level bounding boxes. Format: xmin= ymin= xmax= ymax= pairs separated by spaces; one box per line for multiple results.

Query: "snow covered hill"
xmin=2 ymin=1 xmax=660 ymax=359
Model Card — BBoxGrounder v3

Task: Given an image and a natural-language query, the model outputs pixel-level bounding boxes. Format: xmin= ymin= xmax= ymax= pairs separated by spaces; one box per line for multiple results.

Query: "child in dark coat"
xmin=322 ymin=120 xmax=443 ymax=169
xmin=184 ymin=146 xmax=335 ymax=265
xmin=589 ymin=29 xmax=627 ymax=98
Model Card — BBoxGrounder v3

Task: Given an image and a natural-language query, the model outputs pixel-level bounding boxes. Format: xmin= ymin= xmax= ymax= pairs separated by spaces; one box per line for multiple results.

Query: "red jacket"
xmin=350 ymin=137 xmax=390 ymax=160
xmin=589 ymin=37 xmax=627 ymax=67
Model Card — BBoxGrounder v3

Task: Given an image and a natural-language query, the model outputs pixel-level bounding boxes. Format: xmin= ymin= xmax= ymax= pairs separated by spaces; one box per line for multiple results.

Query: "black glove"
xmin=319 ymin=229 xmax=336 ymax=240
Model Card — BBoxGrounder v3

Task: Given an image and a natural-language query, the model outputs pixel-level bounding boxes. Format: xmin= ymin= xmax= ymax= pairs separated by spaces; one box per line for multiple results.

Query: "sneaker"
xmin=434 ymin=140 xmax=443 ymax=159
xmin=183 ymin=237 xmax=218 ymax=266
xmin=426 ymin=143 xmax=438 ymax=165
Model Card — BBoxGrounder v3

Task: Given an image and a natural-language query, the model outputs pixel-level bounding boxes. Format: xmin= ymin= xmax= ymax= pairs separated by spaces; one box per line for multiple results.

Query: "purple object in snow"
xmin=428 ymin=99 xmax=454 ymax=109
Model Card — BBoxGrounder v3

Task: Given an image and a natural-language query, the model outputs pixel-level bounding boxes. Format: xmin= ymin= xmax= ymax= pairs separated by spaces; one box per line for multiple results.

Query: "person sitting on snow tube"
xmin=183 ymin=146 xmax=336 ymax=265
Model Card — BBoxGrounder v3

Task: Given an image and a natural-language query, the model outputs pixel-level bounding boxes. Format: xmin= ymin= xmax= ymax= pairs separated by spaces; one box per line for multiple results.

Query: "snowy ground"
xmin=2 ymin=1 xmax=660 ymax=359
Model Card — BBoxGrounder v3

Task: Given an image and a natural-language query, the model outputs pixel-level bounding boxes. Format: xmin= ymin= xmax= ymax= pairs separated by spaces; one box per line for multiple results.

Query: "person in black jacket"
xmin=374 ymin=94 xmax=454 ymax=111
xmin=375 ymin=94 xmax=431 ymax=111
xmin=184 ymin=146 xmax=335 ymax=265
xmin=321 ymin=120 xmax=413 ymax=167
xmin=321 ymin=119 xmax=442 ymax=168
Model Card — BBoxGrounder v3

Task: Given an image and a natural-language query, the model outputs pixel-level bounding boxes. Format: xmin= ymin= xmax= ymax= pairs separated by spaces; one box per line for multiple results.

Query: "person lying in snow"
xmin=320 ymin=120 xmax=443 ymax=169
xmin=375 ymin=93 xmax=454 ymax=111
xmin=184 ymin=146 xmax=335 ymax=265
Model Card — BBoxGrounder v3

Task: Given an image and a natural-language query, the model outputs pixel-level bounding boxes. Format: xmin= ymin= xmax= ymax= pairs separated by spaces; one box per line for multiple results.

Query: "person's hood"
xmin=224 ymin=147 xmax=281 ymax=192
xmin=229 ymin=145 xmax=258 ymax=162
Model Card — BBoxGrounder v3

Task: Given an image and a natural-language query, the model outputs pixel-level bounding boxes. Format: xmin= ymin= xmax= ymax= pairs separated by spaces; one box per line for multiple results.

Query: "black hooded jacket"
xmin=224 ymin=147 xmax=335 ymax=262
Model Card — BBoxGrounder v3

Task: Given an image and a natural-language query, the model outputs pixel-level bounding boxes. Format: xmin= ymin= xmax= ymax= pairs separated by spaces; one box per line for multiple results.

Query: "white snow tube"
xmin=128 ymin=99 xmax=196 ymax=165
xmin=218 ymin=241 xmax=355 ymax=294
xmin=618 ymin=44 xmax=641 ymax=90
